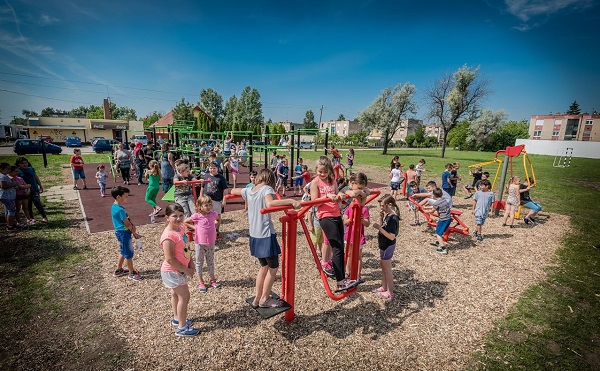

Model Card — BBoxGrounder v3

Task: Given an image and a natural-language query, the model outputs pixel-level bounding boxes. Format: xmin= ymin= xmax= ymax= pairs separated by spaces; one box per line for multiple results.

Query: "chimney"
xmin=103 ymin=99 xmax=111 ymax=120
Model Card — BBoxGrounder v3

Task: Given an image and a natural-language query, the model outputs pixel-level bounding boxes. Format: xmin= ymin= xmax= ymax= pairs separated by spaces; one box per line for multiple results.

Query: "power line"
xmin=0 ymin=89 xmax=96 ymax=105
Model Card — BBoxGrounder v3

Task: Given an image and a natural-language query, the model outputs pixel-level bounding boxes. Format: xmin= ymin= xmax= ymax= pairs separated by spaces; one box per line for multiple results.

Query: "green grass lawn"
xmin=1 ymin=149 xmax=599 ymax=369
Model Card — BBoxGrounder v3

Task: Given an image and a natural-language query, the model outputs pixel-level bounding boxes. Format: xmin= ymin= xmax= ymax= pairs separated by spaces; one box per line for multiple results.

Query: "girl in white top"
xmin=231 ymin=168 xmax=300 ymax=308
xmin=95 ymin=164 xmax=109 ymax=197
xmin=229 ymin=152 xmax=240 ymax=188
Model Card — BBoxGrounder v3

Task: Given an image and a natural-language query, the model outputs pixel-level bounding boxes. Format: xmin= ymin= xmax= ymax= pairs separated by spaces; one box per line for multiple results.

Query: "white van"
xmin=131 ymin=134 xmax=148 ymax=145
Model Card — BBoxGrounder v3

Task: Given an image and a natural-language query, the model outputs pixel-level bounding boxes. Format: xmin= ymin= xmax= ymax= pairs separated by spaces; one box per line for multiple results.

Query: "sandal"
xmin=259 ymin=298 xmax=284 ymax=308
xmin=377 ymin=291 xmax=393 ymax=301
xmin=372 ymin=286 xmax=386 ymax=293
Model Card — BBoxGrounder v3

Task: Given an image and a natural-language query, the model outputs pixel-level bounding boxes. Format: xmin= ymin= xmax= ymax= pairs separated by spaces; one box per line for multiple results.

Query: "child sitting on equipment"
xmin=463 ymin=166 xmax=483 ymax=199
xmin=407 ymin=181 xmax=427 ymax=226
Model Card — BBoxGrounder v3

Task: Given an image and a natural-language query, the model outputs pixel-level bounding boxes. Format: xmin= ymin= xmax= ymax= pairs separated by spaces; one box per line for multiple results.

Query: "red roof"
xmin=149 ymin=111 xmax=173 ymax=128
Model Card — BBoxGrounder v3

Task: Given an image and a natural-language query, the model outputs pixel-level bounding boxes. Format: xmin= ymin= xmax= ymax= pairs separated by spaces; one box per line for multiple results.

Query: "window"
xmin=554 ymin=119 xmax=562 ymax=126
xmin=533 ymin=130 xmax=542 ymax=137
xmin=586 ymin=119 xmax=593 ymax=125
xmin=536 ymin=119 xmax=544 ymax=126
xmin=552 ymin=131 xmax=560 ymax=136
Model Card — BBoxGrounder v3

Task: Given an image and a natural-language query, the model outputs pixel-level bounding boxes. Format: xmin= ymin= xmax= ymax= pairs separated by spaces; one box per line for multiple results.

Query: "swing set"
xmin=225 ymin=189 xmax=381 ymax=321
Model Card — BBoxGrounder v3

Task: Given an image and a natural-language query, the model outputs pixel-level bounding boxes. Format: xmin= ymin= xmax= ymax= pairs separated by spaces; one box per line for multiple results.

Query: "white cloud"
xmin=504 ymin=0 xmax=594 ymax=22
xmin=39 ymin=14 xmax=59 ymax=25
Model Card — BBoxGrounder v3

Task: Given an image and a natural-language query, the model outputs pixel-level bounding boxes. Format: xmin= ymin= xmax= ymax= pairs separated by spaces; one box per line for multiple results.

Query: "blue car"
xmin=92 ymin=139 xmax=119 ymax=153
xmin=13 ymin=139 xmax=62 ymax=155
xmin=65 ymin=136 xmax=82 ymax=147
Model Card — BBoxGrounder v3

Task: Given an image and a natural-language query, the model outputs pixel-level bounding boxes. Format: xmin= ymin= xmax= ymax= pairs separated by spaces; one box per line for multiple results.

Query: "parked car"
xmin=91 ymin=136 xmax=105 ymax=146
xmin=92 ymin=139 xmax=119 ymax=153
xmin=131 ymin=134 xmax=148 ymax=145
xmin=36 ymin=135 xmax=53 ymax=143
xmin=65 ymin=136 xmax=82 ymax=147
xmin=13 ymin=139 xmax=62 ymax=155
xmin=299 ymin=141 xmax=314 ymax=149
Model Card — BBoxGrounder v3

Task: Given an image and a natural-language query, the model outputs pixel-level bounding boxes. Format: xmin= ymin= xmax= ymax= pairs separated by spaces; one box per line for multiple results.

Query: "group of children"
xmin=1 ymin=158 xmax=48 ymax=230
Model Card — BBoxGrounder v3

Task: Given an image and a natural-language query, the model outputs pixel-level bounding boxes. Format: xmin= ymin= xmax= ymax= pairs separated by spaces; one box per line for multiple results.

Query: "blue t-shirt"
xmin=441 ymin=171 xmax=451 ymax=189
xmin=278 ymin=165 xmax=289 ymax=178
xmin=18 ymin=166 xmax=39 ymax=193
xmin=111 ymin=203 xmax=128 ymax=231
xmin=294 ymin=164 xmax=302 ymax=176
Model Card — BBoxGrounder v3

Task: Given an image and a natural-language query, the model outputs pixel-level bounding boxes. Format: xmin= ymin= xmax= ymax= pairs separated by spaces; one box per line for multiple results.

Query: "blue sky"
xmin=1 ymin=0 xmax=599 ymax=124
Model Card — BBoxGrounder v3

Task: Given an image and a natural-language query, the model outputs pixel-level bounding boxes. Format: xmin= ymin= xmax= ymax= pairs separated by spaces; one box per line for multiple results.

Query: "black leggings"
xmin=319 ymin=216 xmax=345 ymax=281
xmin=28 ymin=192 xmax=47 ymax=219
xmin=120 ymin=167 xmax=131 ymax=182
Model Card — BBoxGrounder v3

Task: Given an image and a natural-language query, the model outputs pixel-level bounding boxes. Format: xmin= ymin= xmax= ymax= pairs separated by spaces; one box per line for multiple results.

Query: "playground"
xmin=27 ymin=150 xmax=574 ymax=369
xmin=2 ymin=137 xmax=599 ymax=370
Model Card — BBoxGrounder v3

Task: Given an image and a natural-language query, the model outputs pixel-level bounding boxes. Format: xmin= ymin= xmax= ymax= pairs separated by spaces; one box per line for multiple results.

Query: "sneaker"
xmin=430 ymin=241 xmax=440 ymax=247
xmin=73 ymin=186 xmax=80 ymax=190
xmin=473 ymin=231 xmax=479 ymax=237
xmin=531 ymin=218 xmax=539 ymax=225
xmin=198 ymin=282 xmax=207 ymax=293
xmin=436 ymin=246 xmax=448 ymax=254
xmin=28 ymin=219 xmax=37 ymax=225
xmin=128 ymin=271 xmax=143 ymax=281
xmin=524 ymin=217 xmax=530 ymax=225
xmin=414 ymin=220 xmax=421 ymax=226
xmin=113 ymin=268 xmax=129 ymax=277
xmin=83 ymin=186 xmax=87 ymax=189
xmin=171 ymin=318 xmax=193 ymax=327
xmin=322 ymin=262 xmax=335 ymax=278
xmin=210 ymin=280 xmax=221 ymax=289
xmin=476 ymin=235 xmax=483 ymax=242
xmin=175 ymin=325 xmax=200 ymax=337
xmin=337 ymin=279 xmax=359 ymax=291
xmin=372 ymin=287 xmax=386 ymax=293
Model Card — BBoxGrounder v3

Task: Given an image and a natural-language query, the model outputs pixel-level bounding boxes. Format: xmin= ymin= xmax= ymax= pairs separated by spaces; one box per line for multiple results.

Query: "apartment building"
xmin=320 ymin=120 xmax=361 ymax=137
xmin=367 ymin=118 xmax=424 ymax=142
xmin=529 ymin=112 xmax=599 ymax=142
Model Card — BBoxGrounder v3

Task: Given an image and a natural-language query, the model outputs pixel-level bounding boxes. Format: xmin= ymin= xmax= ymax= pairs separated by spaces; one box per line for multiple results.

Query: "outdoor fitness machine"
xmin=226 ymin=189 xmax=381 ymax=321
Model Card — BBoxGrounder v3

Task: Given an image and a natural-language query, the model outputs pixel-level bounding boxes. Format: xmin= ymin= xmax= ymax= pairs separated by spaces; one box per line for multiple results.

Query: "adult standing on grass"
xmin=114 ymin=143 xmax=132 ymax=185
xmin=70 ymin=148 xmax=87 ymax=190
xmin=0 ymin=162 xmax=20 ymax=230
xmin=160 ymin=142 xmax=175 ymax=192
xmin=15 ymin=157 xmax=48 ymax=223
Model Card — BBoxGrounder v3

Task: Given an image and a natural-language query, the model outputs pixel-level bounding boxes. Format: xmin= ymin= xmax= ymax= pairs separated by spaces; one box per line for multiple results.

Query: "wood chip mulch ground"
xmin=80 ymin=165 xmax=567 ymax=370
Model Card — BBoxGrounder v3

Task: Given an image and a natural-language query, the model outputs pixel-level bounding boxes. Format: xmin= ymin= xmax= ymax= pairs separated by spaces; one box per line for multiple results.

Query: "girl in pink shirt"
xmin=160 ymin=204 xmax=199 ymax=337
xmin=310 ymin=156 xmax=359 ymax=292
xmin=184 ymin=195 xmax=220 ymax=293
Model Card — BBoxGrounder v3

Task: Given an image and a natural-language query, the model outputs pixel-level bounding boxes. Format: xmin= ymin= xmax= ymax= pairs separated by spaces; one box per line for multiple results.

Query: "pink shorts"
xmin=230 ymin=167 xmax=238 ymax=173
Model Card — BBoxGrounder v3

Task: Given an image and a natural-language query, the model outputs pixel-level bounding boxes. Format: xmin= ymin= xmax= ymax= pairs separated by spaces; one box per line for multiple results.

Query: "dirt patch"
xmin=1 ymin=163 xmax=571 ymax=370
xmin=575 ymin=180 xmax=600 ymax=191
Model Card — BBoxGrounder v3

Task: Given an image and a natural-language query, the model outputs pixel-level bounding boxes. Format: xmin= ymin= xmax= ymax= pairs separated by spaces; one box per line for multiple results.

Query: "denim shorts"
xmin=72 ymin=169 xmax=86 ymax=180
xmin=475 ymin=215 xmax=487 ymax=226
xmin=115 ymin=230 xmax=134 ymax=259
xmin=1 ymin=199 xmax=16 ymax=216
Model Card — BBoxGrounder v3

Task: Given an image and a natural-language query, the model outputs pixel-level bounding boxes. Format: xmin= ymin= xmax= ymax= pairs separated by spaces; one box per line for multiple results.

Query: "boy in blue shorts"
xmin=472 ymin=179 xmax=495 ymax=242
xmin=111 ymin=186 xmax=143 ymax=281
xmin=424 ymin=188 xmax=452 ymax=254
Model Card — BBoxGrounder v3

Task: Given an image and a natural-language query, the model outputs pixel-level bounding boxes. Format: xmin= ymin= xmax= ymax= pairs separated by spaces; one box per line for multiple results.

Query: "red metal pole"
xmin=283 ymin=210 xmax=298 ymax=322
xmin=348 ymin=200 xmax=361 ymax=281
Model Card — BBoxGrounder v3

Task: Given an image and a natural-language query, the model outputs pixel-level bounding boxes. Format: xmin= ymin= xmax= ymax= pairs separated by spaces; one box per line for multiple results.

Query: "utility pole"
xmin=316 ymin=105 xmax=323 ymax=151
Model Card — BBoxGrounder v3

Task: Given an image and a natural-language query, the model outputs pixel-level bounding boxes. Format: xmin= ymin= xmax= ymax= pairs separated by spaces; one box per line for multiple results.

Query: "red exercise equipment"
xmin=407 ymin=195 xmax=469 ymax=242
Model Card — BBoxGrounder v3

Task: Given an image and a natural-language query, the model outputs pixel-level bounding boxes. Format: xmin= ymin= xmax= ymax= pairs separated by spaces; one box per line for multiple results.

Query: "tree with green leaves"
xmin=358 ymin=82 xmax=417 ymax=154
xmin=172 ymin=98 xmax=194 ymax=122
xmin=223 ymin=95 xmax=237 ymax=131
xmin=303 ymin=110 xmax=317 ymax=129
xmin=22 ymin=109 xmax=38 ymax=118
xmin=466 ymin=109 xmax=507 ymax=150
xmin=489 ymin=119 xmax=530 ymax=150
xmin=447 ymin=120 xmax=470 ymax=150
xmin=425 ymin=65 xmax=490 ymax=157
xmin=405 ymin=134 xmax=415 ymax=147
xmin=337 ymin=114 xmax=346 ymax=121
xmin=141 ymin=111 xmax=163 ymax=128
xmin=198 ymin=88 xmax=223 ymax=126
xmin=414 ymin=125 xmax=426 ymax=147
xmin=566 ymin=100 xmax=581 ymax=115
xmin=235 ymin=86 xmax=263 ymax=129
